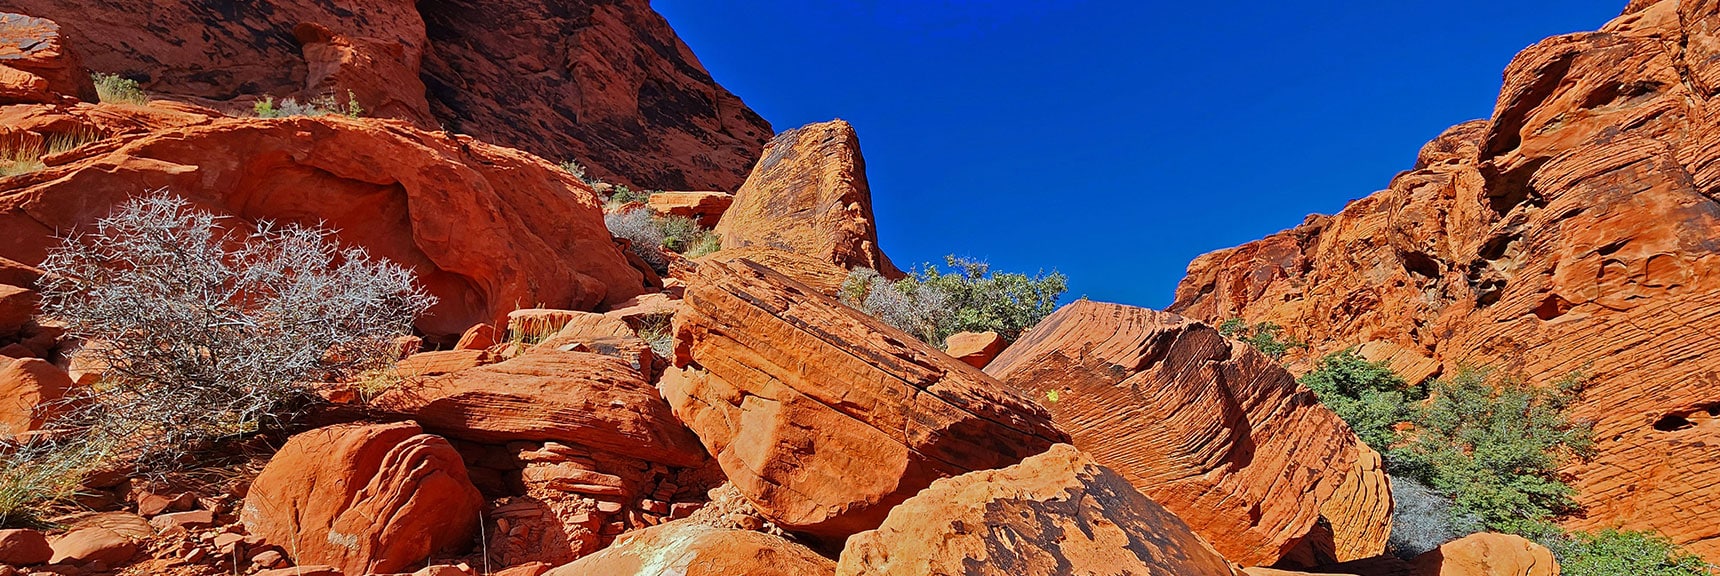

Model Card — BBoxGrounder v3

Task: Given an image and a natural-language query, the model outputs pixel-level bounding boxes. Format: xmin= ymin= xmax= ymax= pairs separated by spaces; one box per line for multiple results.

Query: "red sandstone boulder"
xmin=241 ymin=422 xmax=483 ymax=575
xmin=47 ymin=527 xmax=135 ymax=567
xmin=984 ymin=300 xmax=1369 ymax=566
xmin=1410 ymin=534 xmax=1558 ymax=576
xmin=395 ymin=349 xmax=496 ymax=378
xmin=0 ymin=14 xmax=94 ymax=104
xmin=836 ymin=444 xmax=1241 ymax=576
xmin=544 ymin=519 xmax=835 ymax=576
xmin=377 ymin=350 xmax=706 ymax=468
xmin=0 ymin=528 xmax=51 ymax=566
xmin=943 ymin=331 xmax=1005 ymax=368
xmin=663 ymin=258 xmax=1067 ymax=541
xmin=714 ymin=120 xmax=900 ymax=276
xmin=0 ymin=357 xmax=69 ymax=438
xmin=455 ymin=323 xmax=500 ymax=351
xmin=1167 ymin=1 xmax=1720 ymax=558
xmin=696 ymin=246 xmax=851 ymax=297
xmin=0 ymin=285 xmax=35 ymax=338
xmin=647 ymin=191 xmax=734 ymax=227
xmin=0 ymin=115 xmax=644 ymax=339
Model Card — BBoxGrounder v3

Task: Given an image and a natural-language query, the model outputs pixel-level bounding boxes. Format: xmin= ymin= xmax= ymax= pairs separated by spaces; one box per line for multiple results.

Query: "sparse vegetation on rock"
xmin=841 ymin=256 xmax=1065 ymax=347
xmin=90 ymin=72 xmax=146 ymax=105
xmin=1217 ymin=318 xmax=1305 ymax=359
xmin=252 ymin=91 xmax=363 ymax=119
xmin=1553 ymin=529 xmax=1714 ymax=576
xmin=605 ymin=208 xmax=720 ymax=274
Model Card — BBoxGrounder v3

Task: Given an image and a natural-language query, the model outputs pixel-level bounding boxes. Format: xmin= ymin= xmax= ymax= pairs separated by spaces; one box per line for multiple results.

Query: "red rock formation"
xmin=0 ymin=13 xmax=93 ymax=104
xmin=1409 ymin=533 xmax=1558 ymax=576
xmin=696 ymin=246 xmax=852 ymax=297
xmin=377 ymin=350 xmax=707 ymax=468
xmin=0 ymin=528 xmax=51 ymax=566
xmin=836 ymin=444 xmax=1242 ymax=576
xmin=543 ymin=519 xmax=836 ymax=576
xmin=241 ymin=422 xmax=484 ymax=575
xmin=715 ymin=120 xmax=901 ymax=276
xmin=943 ymin=331 xmax=1006 ymax=368
xmin=1169 ymin=1 xmax=1720 ymax=557
xmin=0 ymin=357 xmax=68 ymax=438
xmin=0 ymin=0 xmax=771 ymax=190
xmin=0 ymin=114 xmax=644 ymax=339
xmin=647 ymin=191 xmax=735 ymax=228
xmin=984 ymin=300 xmax=1369 ymax=566
xmin=664 ymin=258 xmax=1068 ymax=541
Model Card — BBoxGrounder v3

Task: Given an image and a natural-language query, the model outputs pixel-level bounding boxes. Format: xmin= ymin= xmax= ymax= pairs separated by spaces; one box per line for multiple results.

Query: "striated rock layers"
xmin=0 ymin=0 xmax=771 ymax=190
xmin=985 ymin=300 xmax=1379 ymax=566
xmin=0 ymin=113 xmax=644 ymax=339
xmin=1170 ymin=0 xmax=1720 ymax=557
xmin=715 ymin=120 xmax=901 ymax=276
xmin=663 ymin=258 xmax=1067 ymax=542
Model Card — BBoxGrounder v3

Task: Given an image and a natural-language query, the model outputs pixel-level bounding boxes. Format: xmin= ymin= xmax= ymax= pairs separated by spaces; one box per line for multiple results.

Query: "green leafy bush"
xmin=91 ymin=73 xmax=147 ymax=105
xmin=1217 ymin=318 xmax=1305 ymax=359
xmin=1299 ymin=349 xmax=1421 ymax=453
xmin=1554 ymin=529 xmax=1713 ymax=576
xmin=1392 ymin=368 xmax=1593 ymax=536
xmin=842 ymin=256 xmax=1066 ymax=346
xmin=254 ymin=91 xmax=364 ymax=119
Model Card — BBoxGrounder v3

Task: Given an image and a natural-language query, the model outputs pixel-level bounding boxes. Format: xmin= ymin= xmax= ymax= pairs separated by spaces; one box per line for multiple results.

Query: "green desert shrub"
xmin=842 ymin=256 xmax=1067 ymax=346
xmin=1218 ymin=318 xmax=1305 ymax=359
xmin=91 ymin=73 xmax=147 ymax=105
xmin=1392 ymin=368 xmax=1593 ymax=537
xmin=1299 ymin=349 xmax=1422 ymax=453
xmin=1553 ymin=529 xmax=1714 ymax=576
xmin=254 ymin=91 xmax=364 ymax=119
xmin=604 ymin=208 xmax=720 ymax=274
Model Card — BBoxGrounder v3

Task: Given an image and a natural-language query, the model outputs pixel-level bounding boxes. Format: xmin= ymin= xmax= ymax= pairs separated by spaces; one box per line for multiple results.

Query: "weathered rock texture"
xmin=648 ymin=191 xmax=734 ymax=227
xmin=715 ymin=120 xmax=901 ymax=276
xmin=836 ymin=444 xmax=1242 ymax=576
xmin=0 ymin=0 xmax=771 ymax=190
xmin=0 ymin=357 xmax=67 ymax=438
xmin=0 ymin=113 xmax=644 ymax=339
xmin=663 ymin=258 xmax=1068 ymax=541
xmin=544 ymin=519 xmax=835 ymax=576
xmin=697 ymin=246 xmax=851 ymax=297
xmin=1409 ymin=533 xmax=1559 ymax=576
xmin=984 ymin=300 xmax=1370 ymax=566
xmin=0 ymin=13 xmax=94 ymax=104
xmin=241 ymin=422 xmax=484 ymax=575
xmin=1169 ymin=0 xmax=1720 ymax=557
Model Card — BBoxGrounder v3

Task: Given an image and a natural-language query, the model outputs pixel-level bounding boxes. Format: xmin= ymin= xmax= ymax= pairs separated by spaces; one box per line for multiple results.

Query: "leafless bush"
xmin=1388 ymin=474 xmax=1478 ymax=558
xmin=37 ymin=193 xmax=434 ymax=467
xmin=605 ymin=208 xmax=669 ymax=273
xmin=840 ymin=268 xmax=954 ymax=346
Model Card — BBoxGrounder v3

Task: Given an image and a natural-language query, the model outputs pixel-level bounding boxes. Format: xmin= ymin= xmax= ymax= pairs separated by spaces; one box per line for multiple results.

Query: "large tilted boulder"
xmin=663 ymin=258 xmax=1068 ymax=541
xmin=377 ymin=350 xmax=706 ymax=468
xmin=984 ymin=300 xmax=1375 ymax=566
xmin=545 ymin=519 xmax=835 ymax=576
xmin=697 ymin=245 xmax=851 ymax=297
xmin=0 ymin=115 xmax=644 ymax=339
xmin=241 ymin=422 xmax=484 ymax=575
xmin=0 ymin=13 xmax=95 ymax=104
xmin=1409 ymin=533 xmax=1558 ymax=576
xmin=1167 ymin=0 xmax=1720 ymax=557
xmin=715 ymin=120 xmax=900 ymax=276
xmin=836 ymin=444 xmax=1241 ymax=576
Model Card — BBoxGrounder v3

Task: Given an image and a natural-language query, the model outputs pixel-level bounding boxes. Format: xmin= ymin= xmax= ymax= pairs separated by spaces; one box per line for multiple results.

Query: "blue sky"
xmin=654 ymin=1 xmax=1626 ymax=309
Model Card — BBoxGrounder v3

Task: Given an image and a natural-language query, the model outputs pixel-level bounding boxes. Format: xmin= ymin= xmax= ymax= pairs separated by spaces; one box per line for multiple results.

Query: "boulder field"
xmin=1171 ymin=0 xmax=1720 ymax=557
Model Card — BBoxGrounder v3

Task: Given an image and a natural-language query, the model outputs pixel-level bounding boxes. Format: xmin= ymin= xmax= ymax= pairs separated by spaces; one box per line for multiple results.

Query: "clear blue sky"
xmin=654 ymin=1 xmax=1626 ymax=309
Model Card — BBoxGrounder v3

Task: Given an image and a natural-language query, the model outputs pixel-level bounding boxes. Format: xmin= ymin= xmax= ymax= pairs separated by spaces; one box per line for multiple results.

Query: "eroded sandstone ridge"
xmin=1171 ymin=0 xmax=1720 ymax=557
xmin=0 ymin=0 xmax=771 ymax=190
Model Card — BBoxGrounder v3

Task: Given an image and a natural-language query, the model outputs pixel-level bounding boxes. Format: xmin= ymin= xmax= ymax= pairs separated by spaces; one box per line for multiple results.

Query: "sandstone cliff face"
xmin=0 ymin=0 xmax=771 ymax=190
xmin=1171 ymin=0 xmax=1720 ymax=557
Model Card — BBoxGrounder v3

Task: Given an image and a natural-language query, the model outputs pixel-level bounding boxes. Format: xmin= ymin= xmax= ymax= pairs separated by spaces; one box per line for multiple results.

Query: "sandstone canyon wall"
xmin=1172 ymin=0 xmax=1720 ymax=557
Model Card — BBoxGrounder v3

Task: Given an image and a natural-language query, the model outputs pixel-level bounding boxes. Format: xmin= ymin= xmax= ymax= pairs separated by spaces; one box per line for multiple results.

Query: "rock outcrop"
xmin=0 ymin=113 xmax=644 ymax=339
xmin=663 ymin=258 xmax=1068 ymax=541
xmin=984 ymin=300 xmax=1369 ymax=566
xmin=697 ymin=246 xmax=851 ymax=297
xmin=241 ymin=422 xmax=484 ymax=575
xmin=943 ymin=331 xmax=1006 ymax=368
xmin=648 ymin=191 xmax=734 ymax=228
xmin=836 ymin=444 xmax=1241 ymax=576
xmin=378 ymin=350 xmax=706 ymax=468
xmin=544 ymin=519 xmax=835 ymax=576
xmin=0 ymin=13 xmax=94 ymax=104
xmin=1409 ymin=533 xmax=1558 ymax=576
xmin=0 ymin=0 xmax=771 ymax=190
xmin=0 ymin=357 xmax=68 ymax=438
xmin=1169 ymin=0 xmax=1720 ymax=557
xmin=715 ymin=120 xmax=900 ymax=276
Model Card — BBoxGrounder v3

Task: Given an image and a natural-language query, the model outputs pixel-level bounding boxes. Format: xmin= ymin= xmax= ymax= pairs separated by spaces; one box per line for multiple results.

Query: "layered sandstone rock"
xmin=648 ymin=191 xmax=734 ymax=228
xmin=943 ymin=331 xmax=1006 ymax=368
xmin=0 ymin=0 xmax=770 ymax=190
xmin=836 ymin=444 xmax=1241 ymax=576
xmin=664 ymin=258 xmax=1068 ymax=541
xmin=1409 ymin=533 xmax=1558 ymax=576
xmin=0 ymin=114 xmax=644 ymax=339
xmin=0 ymin=13 xmax=93 ymax=104
xmin=0 ymin=357 xmax=68 ymax=438
xmin=544 ymin=519 xmax=835 ymax=576
xmin=984 ymin=300 xmax=1368 ymax=566
xmin=715 ymin=120 xmax=901 ymax=276
xmin=378 ymin=350 xmax=706 ymax=468
xmin=1170 ymin=0 xmax=1720 ymax=557
xmin=697 ymin=246 xmax=851 ymax=296
xmin=241 ymin=422 xmax=483 ymax=575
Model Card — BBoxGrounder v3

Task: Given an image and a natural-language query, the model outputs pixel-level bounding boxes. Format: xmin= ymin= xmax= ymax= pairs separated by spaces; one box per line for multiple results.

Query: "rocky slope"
xmin=0 ymin=0 xmax=772 ymax=190
xmin=1172 ymin=0 xmax=1720 ymax=558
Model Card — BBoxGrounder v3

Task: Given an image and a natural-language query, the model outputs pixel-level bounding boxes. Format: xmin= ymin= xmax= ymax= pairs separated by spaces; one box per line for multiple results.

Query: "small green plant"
xmin=254 ymin=91 xmax=363 ymax=119
xmin=1299 ymin=349 xmax=1422 ymax=453
xmin=1554 ymin=529 xmax=1713 ymax=576
xmin=609 ymin=185 xmax=651 ymax=206
xmin=91 ymin=73 xmax=148 ymax=105
xmin=560 ymin=159 xmax=599 ymax=186
xmin=634 ymin=314 xmax=676 ymax=360
xmin=1218 ymin=318 xmax=1306 ymax=359
xmin=0 ymin=434 xmax=118 ymax=527
xmin=1392 ymin=368 xmax=1593 ymax=537
xmin=604 ymin=209 xmax=720 ymax=274
xmin=683 ymin=232 xmax=722 ymax=259
xmin=842 ymin=256 xmax=1067 ymax=346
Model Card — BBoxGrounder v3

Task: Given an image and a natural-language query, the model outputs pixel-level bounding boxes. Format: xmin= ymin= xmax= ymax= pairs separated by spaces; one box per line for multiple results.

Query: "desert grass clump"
xmin=91 ymin=73 xmax=148 ymax=105
xmin=0 ymin=434 xmax=119 ymax=527
xmin=633 ymin=314 xmax=676 ymax=360
xmin=254 ymin=91 xmax=364 ymax=119
xmin=0 ymin=130 xmax=105 ymax=176
xmin=38 ymin=192 xmax=434 ymax=468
